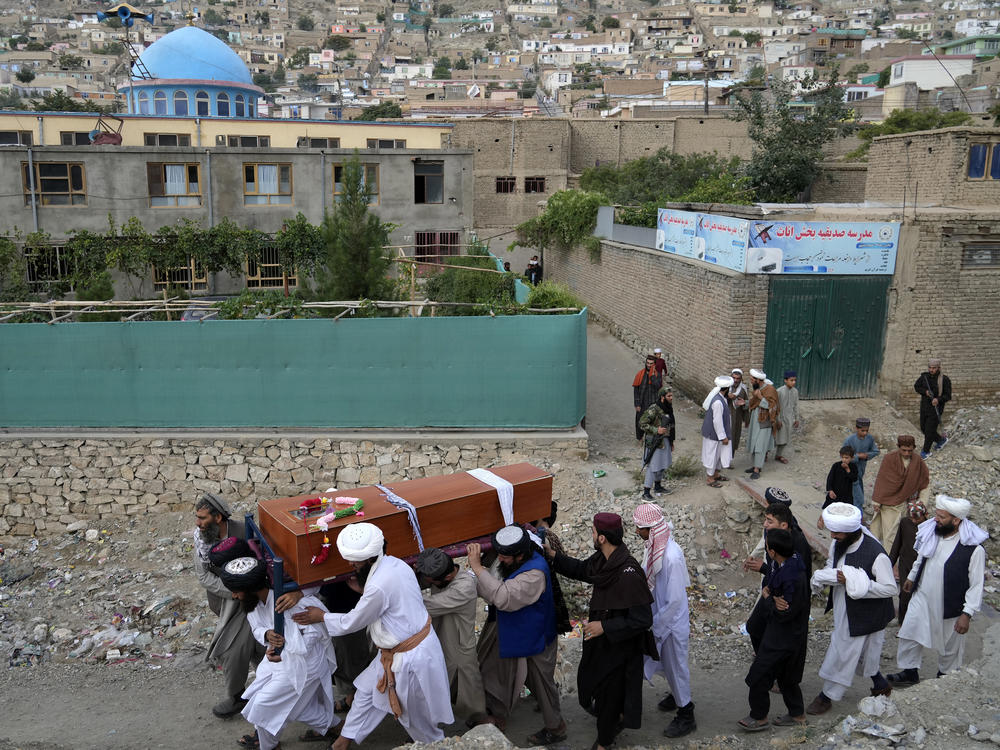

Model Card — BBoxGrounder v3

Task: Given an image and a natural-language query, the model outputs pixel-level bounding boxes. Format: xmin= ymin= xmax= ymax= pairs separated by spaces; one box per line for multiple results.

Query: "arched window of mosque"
xmin=154 ymin=90 xmax=167 ymax=115
xmin=235 ymin=94 xmax=245 ymax=117
xmin=217 ymin=92 xmax=230 ymax=117
xmin=138 ymin=91 xmax=150 ymax=115
xmin=248 ymin=100 xmax=255 ymax=117
xmin=196 ymin=91 xmax=209 ymax=116
xmin=174 ymin=90 xmax=189 ymax=116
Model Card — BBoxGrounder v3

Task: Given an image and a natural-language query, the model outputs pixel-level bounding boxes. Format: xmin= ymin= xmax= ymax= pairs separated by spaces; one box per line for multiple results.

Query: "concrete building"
xmin=888 ymin=55 xmax=975 ymax=90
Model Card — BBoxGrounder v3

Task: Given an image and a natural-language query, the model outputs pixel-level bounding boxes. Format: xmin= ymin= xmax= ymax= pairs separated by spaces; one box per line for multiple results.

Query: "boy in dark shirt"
xmin=825 ymin=446 xmax=859 ymax=508
xmin=740 ymin=528 xmax=809 ymax=732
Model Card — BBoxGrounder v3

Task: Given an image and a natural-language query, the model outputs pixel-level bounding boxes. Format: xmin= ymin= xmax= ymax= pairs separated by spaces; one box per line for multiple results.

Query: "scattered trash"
xmin=592 ymin=469 xmax=606 ymax=478
xmin=719 ymin=549 xmax=732 ymax=559
xmin=724 ymin=590 xmax=737 ymax=599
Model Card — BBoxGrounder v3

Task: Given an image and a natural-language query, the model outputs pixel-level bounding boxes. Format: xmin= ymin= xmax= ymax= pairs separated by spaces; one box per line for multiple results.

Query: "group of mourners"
xmin=193 ymin=493 xmax=696 ymax=750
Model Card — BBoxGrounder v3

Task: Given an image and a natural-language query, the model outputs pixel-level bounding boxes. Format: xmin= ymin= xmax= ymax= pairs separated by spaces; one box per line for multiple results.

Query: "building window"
xmin=333 ymin=163 xmax=379 ymax=203
xmin=25 ymin=245 xmax=72 ymax=290
xmin=301 ymin=137 xmax=341 ymax=148
xmin=524 ymin=176 xmax=546 ymax=193
xmin=144 ymin=133 xmax=192 ymax=146
xmin=414 ymin=160 xmax=443 ymax=204
xmin=961 ymin=243 xmax=1000 ymax=269
xmin=154 ymin=90 xmax=167 ymax=114
xmin=496 ymin=176 xmax=516 ymax=193
xmin=414 ymin=230 xmax=460 ymax=263
xmin=228 ymin=135 xmax=271 ymax=147
xmin=247 ymin=245 xmax=296 ymax=288
xmin=60 ymin=132 xmax=93 ymax=145
xmin=196 ymin=90 xmax=209 ymax=116
xmin=244 ymin=163 xmax=292 ymax=205
xmin=138 ymin=91 xmax=150 ymax=114
xmin=248 ymin=101 xmax=255 ymax=117
xmin=147 ymin=162 xmax=202 ymax=206
xmin=153 ymin=257 xmax=207 ymax=291
xmin=174 ymin=90 xmax=188 ymax=116
xmin=0 ymin=130 xmax=32 ymax=145
xmin=366 ymin=138 xmax=407 ymax=149
xmin=21 ymin=161 xmax=86 ymax=206
xmin=217 ymin=92 xmax=230 ymax=117
xmin=967 ymin=143 xmax=1000 ymax=180
xmin=235 ymin=94 xmax=245 ymax=117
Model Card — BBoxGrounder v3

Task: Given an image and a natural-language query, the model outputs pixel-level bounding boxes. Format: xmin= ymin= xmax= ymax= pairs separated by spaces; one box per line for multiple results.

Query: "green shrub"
xmin=75 ymin=271 xmax=119 ymax=322
xmin=525 ymin=281 xmax=583 ymax=311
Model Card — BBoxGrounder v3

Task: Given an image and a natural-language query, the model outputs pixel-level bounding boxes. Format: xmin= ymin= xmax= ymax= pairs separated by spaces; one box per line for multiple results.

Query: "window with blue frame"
xmin=217 ymin=92 xmax=230 ymax=116
xmin=967 ymin=143 xmax=1000 ymax=180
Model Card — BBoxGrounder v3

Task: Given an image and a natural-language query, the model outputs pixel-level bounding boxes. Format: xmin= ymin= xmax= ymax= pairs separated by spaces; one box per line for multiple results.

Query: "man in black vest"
xmin=806 ymin=503 xmax=897 ymax=716
xmin=888 ymin=495 xmax=989 ymax=685
xmin=701 ymin=375 xmax=733 ymax=488
xmin=546 ymin=513 xmax=654 ymax=750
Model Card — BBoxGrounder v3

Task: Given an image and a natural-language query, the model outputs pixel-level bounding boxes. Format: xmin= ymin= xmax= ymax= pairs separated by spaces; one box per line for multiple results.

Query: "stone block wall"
xmin=544 ymin=239 xmax=770 ymax=398
xmin=880 ymin=215 xmax=1000 ymax=408
xmin=0 ymin=435 xmax=588 ymax=537
xmin=865 ymin=127 xmax=1000 ymax=207
xmin=810 ymin=162 xmax=869 ymax=203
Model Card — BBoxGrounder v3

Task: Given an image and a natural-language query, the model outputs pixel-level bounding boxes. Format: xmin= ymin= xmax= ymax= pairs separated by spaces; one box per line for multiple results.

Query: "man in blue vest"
xmin=466 ymin=526 xmax=565 ymax=745
xmin=888 ymin=494 xmax=988 ymax=685
xmin=806 ymin=503 xmax=897 ymax=716
xmin=701 ymin=375 xmax=734 ymax=488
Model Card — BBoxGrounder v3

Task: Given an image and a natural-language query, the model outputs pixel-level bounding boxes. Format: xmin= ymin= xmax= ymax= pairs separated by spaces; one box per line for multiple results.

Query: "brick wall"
xmin=545 ymin=239 xmax=770 ymax=399
xmin=810 ymin=163 xmax=869 ymax=202
xmin=0 ymin=435 xmax=588 ymax=537
xmin=881 ymin=215 xmax=1000 ymax=409
xmin=865 ymin=127 xmax=1000 ymax=206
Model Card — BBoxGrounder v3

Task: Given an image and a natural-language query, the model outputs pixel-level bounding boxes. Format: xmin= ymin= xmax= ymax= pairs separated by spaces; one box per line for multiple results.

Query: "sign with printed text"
xmin=656 ymin=209 xmax=900 ymax=275
xmin=746 ymin=221 xmax=900 ymax=275
xmin=655 ymin=209 xmax=749 ymax=272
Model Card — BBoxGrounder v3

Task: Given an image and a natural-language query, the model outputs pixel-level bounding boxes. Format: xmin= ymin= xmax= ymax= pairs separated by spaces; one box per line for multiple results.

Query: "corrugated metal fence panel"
xmin=0 ymin=312 xmax=588 ymax=428
xmin=764 ymin=277 xmax=889 ymax=399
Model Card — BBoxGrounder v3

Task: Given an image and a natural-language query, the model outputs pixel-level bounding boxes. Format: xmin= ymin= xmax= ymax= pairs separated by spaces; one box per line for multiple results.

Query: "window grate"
xmin=961 ymin=243 xmax=1000 ymax=269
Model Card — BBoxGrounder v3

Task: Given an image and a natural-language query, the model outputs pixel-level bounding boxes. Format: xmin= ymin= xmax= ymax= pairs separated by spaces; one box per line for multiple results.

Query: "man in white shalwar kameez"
xmin=806 ymin=503 xmax=897 ymax=716
xmin=633 ymin=503 xmax=696 ymax=739
xmin=293 ymin=523 xmax=454 ymax=748
xmin=888 ymin=495 xmax=988 ymax=685
xmin=218 ymin=556 xmax=339 ymax=750
xmin=701 ymin=375 xmax=734 ymax=488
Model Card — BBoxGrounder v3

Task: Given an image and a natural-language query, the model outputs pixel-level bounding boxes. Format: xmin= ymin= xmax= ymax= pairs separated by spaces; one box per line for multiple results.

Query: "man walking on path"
xmin=914 ymin=358 xmax=951 ymax=459
xmin=639 ymin=386 xmax=675 ymax=499
xmin=701 ymin=375 xmax=733 ymax=488
xmin=806 ymin=504 xmax=896 ymax=717
xmin=870 ymin=436 xmax=930 ymax=553
xmin=746 ymin=369 xmax=780 ymax=480
xmin=633 ymin=355 xmax=663 ymax=440
xmin=888 ymin=495 xmax=988 ymax=686
xmin=774 ymin=372 xmax=800 ymax=464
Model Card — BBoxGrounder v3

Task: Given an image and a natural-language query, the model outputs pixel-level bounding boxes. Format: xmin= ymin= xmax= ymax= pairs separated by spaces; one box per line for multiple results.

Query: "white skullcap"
xmin=749 ymin=368 xmax=766 ymax=380
xmin=732 ymin=368 xmax=743 ymax=375
xmin=654 ymin=348 xmax=662 ymax=353
xmin=935 ymin=494 xmax=971 ymax=520
xmin=715 ymin=375 xmax=734 ymax=389
xmin=822 ymin=502 xmax=862 ymax=533
xmin=336 ymin=522 xmax=385 ymax=562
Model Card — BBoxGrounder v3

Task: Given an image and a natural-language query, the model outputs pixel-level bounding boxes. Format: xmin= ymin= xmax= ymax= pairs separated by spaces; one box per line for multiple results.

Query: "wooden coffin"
xmin=258 ymin=463 xmax=553 ymax=585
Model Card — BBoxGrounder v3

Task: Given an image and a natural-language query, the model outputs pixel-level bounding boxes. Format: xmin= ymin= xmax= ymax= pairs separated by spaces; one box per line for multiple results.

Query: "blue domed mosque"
xmin=118 ymin=26 xmax=264 ymax=118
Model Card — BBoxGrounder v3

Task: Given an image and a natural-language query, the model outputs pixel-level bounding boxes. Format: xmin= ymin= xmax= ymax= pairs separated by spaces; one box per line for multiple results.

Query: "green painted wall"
xmin=0 ymin=312 xmax=587 ymax=428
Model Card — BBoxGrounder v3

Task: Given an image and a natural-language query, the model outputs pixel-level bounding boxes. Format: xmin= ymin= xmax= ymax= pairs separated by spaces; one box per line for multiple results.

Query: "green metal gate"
xmin=763 ymin=276 xmax=891 ymax=399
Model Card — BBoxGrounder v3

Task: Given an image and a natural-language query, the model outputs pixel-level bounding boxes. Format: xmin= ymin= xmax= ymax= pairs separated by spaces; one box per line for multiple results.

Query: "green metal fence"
xmin=0 ymin=312 xmax=587 ymax=428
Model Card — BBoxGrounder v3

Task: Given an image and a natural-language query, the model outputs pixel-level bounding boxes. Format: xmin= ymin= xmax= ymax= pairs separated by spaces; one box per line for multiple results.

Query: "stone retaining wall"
xmin=0 ymin=435 xmax=588 ymax=537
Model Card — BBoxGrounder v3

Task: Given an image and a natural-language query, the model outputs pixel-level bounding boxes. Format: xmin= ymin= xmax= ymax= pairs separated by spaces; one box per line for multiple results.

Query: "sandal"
xmin=527 ymin=724 xmax=568 ymax=745
xmin=334 ymin=698 xmax=352 ymax=713
xmin=776 ymin=456 xmax=789 ymax=464
xmin=738 ymin=716 xmax=769 ymax=732
xmin=707 ymin=481 xmax=723 ymax=488
xmin=299 ymin=727 xmax=339 ymax=742
xmin=772 ymin=714 xmax=806 ymax=727
xmin=714 ymin=474 xmax=730 ymax=481
xmin=237 ymin=733 xmax=259 ymax=749
xmin=750 ymin=471 xmax=760 ymax=480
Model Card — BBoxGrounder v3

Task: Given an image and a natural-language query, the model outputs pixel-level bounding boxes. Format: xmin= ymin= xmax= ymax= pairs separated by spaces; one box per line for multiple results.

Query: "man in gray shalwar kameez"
xmin=416 ymin=547 xmax=488 ymax=727
xmin=746 ymin=369 xmax=781 ymax=481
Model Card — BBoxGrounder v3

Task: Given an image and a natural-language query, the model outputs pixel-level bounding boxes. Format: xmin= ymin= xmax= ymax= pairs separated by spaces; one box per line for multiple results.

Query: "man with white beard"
xmin=888 ymin=495 xmax=988 ymax=685
xmin=806 ymin=503 xmax=897 ymax=715
xmin=293 ymin=522 xmax=454 ymax=747
xmin=221 ymin=556 xmax=339 ymax=749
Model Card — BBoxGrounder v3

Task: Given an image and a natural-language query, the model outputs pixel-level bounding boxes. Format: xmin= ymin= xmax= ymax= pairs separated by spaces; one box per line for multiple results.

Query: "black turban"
xmin=219 ymin=556 xmax=268 ymax=593
xmin=415 ymin=547 xmax=453 ymax=580
xmin=209 ymin=536 xmax=252 ymax=568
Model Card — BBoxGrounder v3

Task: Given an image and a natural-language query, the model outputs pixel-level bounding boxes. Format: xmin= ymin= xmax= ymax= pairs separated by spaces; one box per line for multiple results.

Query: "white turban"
xmin=822 ymin=502 xmax=862 ymax=533
xmin=935 ymin=494 xmax=971 ymax=520
xmin=731 ymin=368 xmax=743 ymax=376
xmin=702 ymin=375 xmax=734 ymax=410
xmin=749 ymin=368 xmax=766 ymax=380
xmin=336 ymin=522 xmax=385 ymax=562
xmin=764 ymin=378 xmax=773 ymax=386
